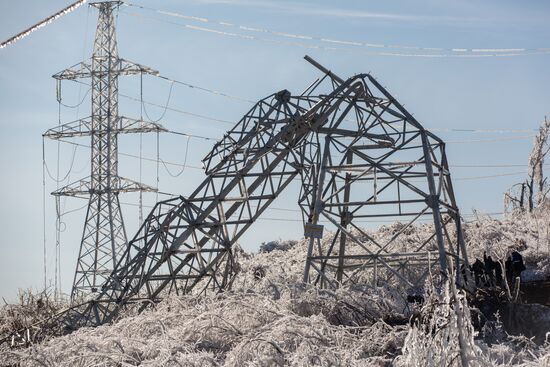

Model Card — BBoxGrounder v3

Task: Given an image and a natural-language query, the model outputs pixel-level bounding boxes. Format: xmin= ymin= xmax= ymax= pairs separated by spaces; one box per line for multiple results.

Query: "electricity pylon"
xmin=53 ymin=56 xmax=469 ymax=329
xmin=299 ymin=58 xmax=469 ymax=291
xmin=43 ymin=1 xmax=166 ymax=301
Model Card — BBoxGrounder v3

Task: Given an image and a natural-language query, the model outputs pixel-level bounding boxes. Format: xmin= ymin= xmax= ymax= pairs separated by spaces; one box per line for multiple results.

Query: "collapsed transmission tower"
xmin=43 ymin=1 xmax=165 ymax=301
xmin=53 ymin=56 xmax=469 ymax=330
xmin=299 ymin=58 xmax=470 ymax=291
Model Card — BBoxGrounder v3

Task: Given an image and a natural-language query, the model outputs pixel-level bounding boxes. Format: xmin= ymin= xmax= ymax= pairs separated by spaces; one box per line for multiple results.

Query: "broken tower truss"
xmin=57 ymin=56 xmax=469 ymax=329
xmin=299 ymin=58 xmax=469 ymax=291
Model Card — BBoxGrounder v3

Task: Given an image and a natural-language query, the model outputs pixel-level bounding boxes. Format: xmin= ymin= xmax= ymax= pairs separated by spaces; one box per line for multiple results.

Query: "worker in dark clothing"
xmin=505 ymin=256 xmax=513 ymax=284
xmin=471 ymin=259 xmax=485 ymax=286
xmin=483 ymin=252 xmax=496 ymax=286
xmin=511 ymin=251 xmax=526 ymax=278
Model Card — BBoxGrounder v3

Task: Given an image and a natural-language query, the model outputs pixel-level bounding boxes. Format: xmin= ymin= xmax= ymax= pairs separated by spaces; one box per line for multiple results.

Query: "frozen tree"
xmin=528 ymin=117 xmax=550 ymax=209
xmin=505 ymin=117 xmax=550 ymax=212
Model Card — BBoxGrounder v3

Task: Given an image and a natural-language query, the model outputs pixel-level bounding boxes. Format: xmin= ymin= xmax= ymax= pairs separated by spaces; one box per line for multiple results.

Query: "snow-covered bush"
xmin=0 ymin=289 xmax=408 ymax=366
xmin=2 ymin=206 xmax=550 ymax=365
xmin=464 ymin=206 xmax=550 ymax=280
xmin=0 ymin=289 xmax=68 ymax=348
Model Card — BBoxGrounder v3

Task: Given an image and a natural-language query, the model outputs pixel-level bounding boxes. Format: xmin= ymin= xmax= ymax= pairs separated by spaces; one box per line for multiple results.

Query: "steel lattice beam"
xmin=53 ymin=56 xmax=468 ymax=331
xmin=299 ymin=64 xmax=469 ymax=291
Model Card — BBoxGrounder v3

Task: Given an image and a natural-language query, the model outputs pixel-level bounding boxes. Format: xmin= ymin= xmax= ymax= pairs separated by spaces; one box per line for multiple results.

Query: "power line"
xmin=119 ymin=202 xmax=499 ymax=224
xmin=120 ymin=199 xmax=500 ymax=220
xmin=166 ymin=129 xmax=216 ymax=141
xmin=155 ymin=74 xmax=255 ymax=104
xmin=42 ymin=137 xmax=80 ymax=183
xmin=120 ymin=90 xmax=544 ymax=136
xmin=0 ymin=0 xmax=88 ymax=50
xmin=122 ymin=3 xmax=550 ymax=58
xmin=445 ymin=135 xmax=535 ymax=144
xmin=161 ymin=135 xmax=191 ymax=177
xmin=121 ymin=93 xmax=543 ymax=139
xmin=120 ymin=93 xmax=235 ymax=125
xmin=105 ymin=90 xmax=549 ymax=143
xmin=54 ymin=138 xmax=204 ymax=170
xmin=59 ymin=88 xmax=91 ymax=108
xmin=69 ymin=76 xmax=239 ymax=125
xmin=457 ymin=164 xmax=548 ymax=169
xmin=46 ymin=135 xmax=542 ymax=176
xmin=141 ymin=80 xmax=175 ymax=123
xmin=428 ymin=128 xmax=539 ymax=134
xmin=49 ymin=137 xmax=536 ymax=183
xmin=454 ymin=171 xmax=526 ymax=181
xmin=142 ymin=71 xmax=249 ymax=126
xmin=65 ymin=74 xmax=542 ymax=136
xmin=118 ymin=92 xmax=549 ymax=138
xmin=118 ymin=200 xmax=504 ymax=234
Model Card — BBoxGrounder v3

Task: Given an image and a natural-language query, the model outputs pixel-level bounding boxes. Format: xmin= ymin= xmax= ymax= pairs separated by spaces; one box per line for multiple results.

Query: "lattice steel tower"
xmin=48 ymin=57 xmax=469 ymax=330
xmin=43 ymin=1 xmax=165 ymax=301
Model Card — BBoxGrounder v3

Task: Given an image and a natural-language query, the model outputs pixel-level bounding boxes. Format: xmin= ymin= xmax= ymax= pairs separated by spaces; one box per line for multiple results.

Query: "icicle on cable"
xmin=0 ymin=0 xmax=88 ymax=50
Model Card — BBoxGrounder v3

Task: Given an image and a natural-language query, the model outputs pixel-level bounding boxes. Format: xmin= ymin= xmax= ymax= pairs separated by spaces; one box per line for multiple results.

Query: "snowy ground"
xmin=1 ymin=207 xmax=550 ymax=366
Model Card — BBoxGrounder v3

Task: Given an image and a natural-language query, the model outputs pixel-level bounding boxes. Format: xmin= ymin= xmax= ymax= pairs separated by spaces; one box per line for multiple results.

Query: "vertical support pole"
xmin=420 ymin=132 xmax=448 ymax=274
xmin=303 ymin=135 xmax=331 ymax=283
xmin=441 ymin=145 xmax=471 ymax=285
xmin=373 ymin=257 xmax=378 ymax=287
xmin=336 ymin=149 xmax=353 ymax=283
xmin=397 ymin=181 xmax=402 ymax=215
xmin=373 ymin=166 xmax=377 ymax=202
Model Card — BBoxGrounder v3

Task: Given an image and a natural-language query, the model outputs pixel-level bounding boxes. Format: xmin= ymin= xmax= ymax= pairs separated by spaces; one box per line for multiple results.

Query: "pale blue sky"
xmin=1 ymin=0 xmax=549 ymax=300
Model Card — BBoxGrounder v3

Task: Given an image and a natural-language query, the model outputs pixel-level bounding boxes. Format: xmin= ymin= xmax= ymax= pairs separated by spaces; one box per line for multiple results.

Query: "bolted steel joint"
xmin=425 ymin=194 xmax=440 ymax=208
xmin=275 ymin=89 xmax=291 ymax=103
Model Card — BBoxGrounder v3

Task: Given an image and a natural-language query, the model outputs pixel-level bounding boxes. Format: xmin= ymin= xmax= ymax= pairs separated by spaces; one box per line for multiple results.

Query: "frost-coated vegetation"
xmin=1 ymin=119 xmax=549 ymax=366
xmin=1 ymin=204 xmax=550 ymax=366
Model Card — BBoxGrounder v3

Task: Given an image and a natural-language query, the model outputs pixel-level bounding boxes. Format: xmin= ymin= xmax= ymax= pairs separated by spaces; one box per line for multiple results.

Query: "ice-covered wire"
xmin=122 ymin=3 xmax=550 ymax=58
xmin=155 ymin=74 xmax=255 ymax=104
xmin=120 ymin=92 xmax=234 ymax=125
xmin=160 ymin=135 xmax=191 ymax=177
xmin=42 ymin=138 xmax=79 ymax=183
xmin=59 ymin=88 xmax=91 ymax=109
xmin=446 ymin=135 xmax=535 ymax=144
xmin=66 ymin=80 xmax=541 ymax=136
xmin=142 ymin=81 xmax=175 ymax=123
xmin=0 ymin=0 xmax=88 ymax=49
xmin=59 ymin=203 xmax=89 ymax=217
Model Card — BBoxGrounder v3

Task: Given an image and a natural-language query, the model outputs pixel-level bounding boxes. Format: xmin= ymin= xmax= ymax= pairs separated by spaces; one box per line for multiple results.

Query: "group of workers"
xmin=470 ymin=251 xmax=526 ymax=288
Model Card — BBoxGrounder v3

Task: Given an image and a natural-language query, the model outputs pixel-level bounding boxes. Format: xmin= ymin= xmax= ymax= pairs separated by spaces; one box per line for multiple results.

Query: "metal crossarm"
xmin=53 ymin=59 xmax=158 ymax=80
xmin=52 ymin=177 xmax=157 ymax=198
xmin=43 ymin=116 xmax=165 ymax=139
